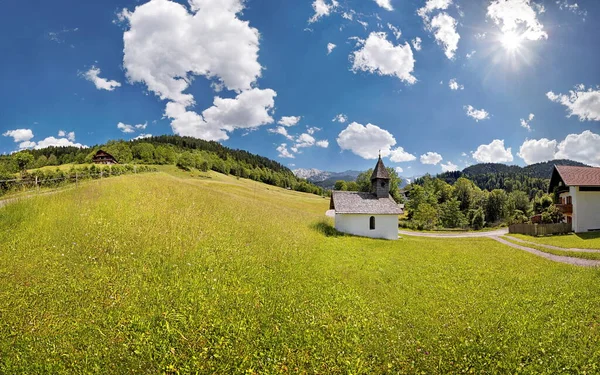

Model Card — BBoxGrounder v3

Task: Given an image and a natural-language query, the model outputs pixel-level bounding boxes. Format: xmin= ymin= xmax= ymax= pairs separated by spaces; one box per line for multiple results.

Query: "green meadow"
xmin=1 ymin=170 xmax=600 ymax=374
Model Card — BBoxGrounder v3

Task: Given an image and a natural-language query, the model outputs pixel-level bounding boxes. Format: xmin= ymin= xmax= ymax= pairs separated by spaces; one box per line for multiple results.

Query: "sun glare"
xmin=500 ymin=32 xmax=523 ymax=51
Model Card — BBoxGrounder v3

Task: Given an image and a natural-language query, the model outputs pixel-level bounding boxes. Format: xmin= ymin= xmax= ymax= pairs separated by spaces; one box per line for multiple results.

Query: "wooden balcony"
xmin=556 ymin=204 xmax=573 ymax=214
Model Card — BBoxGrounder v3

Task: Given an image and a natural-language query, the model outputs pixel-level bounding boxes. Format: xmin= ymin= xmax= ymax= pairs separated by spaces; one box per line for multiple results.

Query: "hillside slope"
xmin=1 ymin=171 xmax=599 ymax=373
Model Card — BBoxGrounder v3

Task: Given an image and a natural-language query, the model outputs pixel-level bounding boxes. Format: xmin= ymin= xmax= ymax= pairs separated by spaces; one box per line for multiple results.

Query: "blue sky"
xmin=1 ymin=0 xmax=599 ymax=175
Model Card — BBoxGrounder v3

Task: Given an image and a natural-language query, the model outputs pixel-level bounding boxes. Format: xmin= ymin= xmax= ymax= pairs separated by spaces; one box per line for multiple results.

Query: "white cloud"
xmin=520 ymin=113 xmax=535 ymax=131
xmin=309 ymin=0 xmax=338 ymax=23
xmin=474 ymin=32 xmax=487 ymax=39
xmin=34 ymin=137 xmax=87 ymax=150
xmin=417 ymin=0 xmax=452 ymax=19
xmin=332 ymin=114 xmax=348 ymax=123
xmin=135 ymin=123 xmax=148 ymax=130
xmin=316 ymin=140 xmax=329 ymax=148
xmin=448 ymin=78 xmax=464 ymax=90
xmin=555 ymin=130 xmax=600 ymax=166
xmin=387 ymin=24 xmax=401 ymax=40
xmin=268 ymin=126 xmax=294 ymax=141
xmin=518 ymin=138 xmax=557 ymax=164
xmin=374 ymin=0 xmax=393 ymax=11
xmin=337 ymin=122 xmax=395 ymax=159
xmin=466 ymin=50 xmax=476 ymax=59
xmin=120 ymin=0 xmax=276 ymax=141
xmin=420 ymin=152 xmax=443 ymax=165
xmin=295 ymin=133 xmax=316 ymax=148
xmin=277 ymin=143 xmax=295 ymax=159
xmin=546 ymin=85 xmax=600 ymax=121
xmin=389 ymin=147 xmax=417 ymax=162
xmin=556 ymin=0 xmax=587 ymax=19
xmin=441 ymin=161 xmax=458 ymax=172
xmin=429 ymin=13 xmax=460 ymax=59
xmin=411 ymin=37 xmax=422 ymax=51
xmin=18 ymin=141 xmax=37 ymax=150
xmin=395 ymin=166 xmax=404 ymax=173
xmin=132 ymin=133 xmax=152 ymax=140
xmin=327 ymin=43 xmax=336 ymax=55
xmin=306 ymin=127 xmax=321 ymax=135
xmin=472 ymin=139 xmax=513 ymax=163
xmin=165 ymin=88 xmax=277 ymax=141
xmin=117 ymin=122 xmax=136 ymax=133
xmin=487 ymin=0 xmax=548 ymax=42
xmin=461 ymin=152 xmax=467 ymax=157
xmin=58 ymin=130 xmax=66 ymax=137
xmin=417 ymin=0 xmax=459 ymax=59
xmin=464 ymin=105 xmax=490 ymax=122
xmin=3 ymin=129 xmax=34 ymax=143
xmin=278 ymin=116 xmax=302 ymax=127
xmin=351 ymin=32 xmax=416 ymax=84
xmin=80 ymin=66 xmax=121 ymax=91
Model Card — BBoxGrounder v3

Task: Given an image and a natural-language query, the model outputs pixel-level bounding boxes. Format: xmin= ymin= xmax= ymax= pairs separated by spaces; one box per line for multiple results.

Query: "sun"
xmin=500 ymin=31 xmax=523 ymax=51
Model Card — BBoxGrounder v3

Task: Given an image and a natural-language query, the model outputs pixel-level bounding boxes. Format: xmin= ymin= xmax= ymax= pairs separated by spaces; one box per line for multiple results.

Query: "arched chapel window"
xmin=370 ymin=216 xmax=376 ymax=230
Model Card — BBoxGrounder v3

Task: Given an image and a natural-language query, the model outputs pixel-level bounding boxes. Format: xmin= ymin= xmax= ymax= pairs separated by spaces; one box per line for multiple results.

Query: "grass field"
xmin=502 ymin=237 xmax=600 ymax=260
xmin=1 ymin=171 xmax=600 ymax=374
xmin=509 ymin=232 xmax=600 ymax=250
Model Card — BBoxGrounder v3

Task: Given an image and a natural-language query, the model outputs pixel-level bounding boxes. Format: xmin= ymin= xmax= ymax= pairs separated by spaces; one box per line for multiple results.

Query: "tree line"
xmin=0 ymin=135 xmax=325 ymax=196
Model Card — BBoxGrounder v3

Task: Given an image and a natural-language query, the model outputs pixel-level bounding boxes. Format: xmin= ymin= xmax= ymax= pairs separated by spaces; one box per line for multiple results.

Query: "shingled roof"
xmin=549 ymin=165 xmax=600 ymax=192
xmin=330 ymin=191 xmax=403 ymax=215
xmin=371 ymin=156 xmax=390 ymax=181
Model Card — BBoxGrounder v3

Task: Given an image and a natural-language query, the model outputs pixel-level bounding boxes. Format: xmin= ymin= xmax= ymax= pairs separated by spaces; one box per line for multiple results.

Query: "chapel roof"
xmin=371 ymin=155 xmax=390 ymax=181
xmin=330 ymin=191 xmax=403 ymax=215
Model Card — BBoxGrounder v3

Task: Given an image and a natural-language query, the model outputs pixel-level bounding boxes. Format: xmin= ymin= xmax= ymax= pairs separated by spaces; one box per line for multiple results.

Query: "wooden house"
xmin=92 ymin=150 xmax=118 ymax=165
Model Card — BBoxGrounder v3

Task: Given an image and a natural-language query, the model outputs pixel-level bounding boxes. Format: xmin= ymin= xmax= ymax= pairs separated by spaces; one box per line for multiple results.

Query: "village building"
xmin=549 ymin=165 xmax=600 ymax=233
xmin=329 ymin=156 xmax=403 ymax=240
xmin=92 ymin=150 xmax=118 ymax=165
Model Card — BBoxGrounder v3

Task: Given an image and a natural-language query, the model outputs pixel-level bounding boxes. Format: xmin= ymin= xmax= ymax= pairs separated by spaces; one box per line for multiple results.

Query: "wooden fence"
xmin=509 ymin=223 xmax=572 ymax=236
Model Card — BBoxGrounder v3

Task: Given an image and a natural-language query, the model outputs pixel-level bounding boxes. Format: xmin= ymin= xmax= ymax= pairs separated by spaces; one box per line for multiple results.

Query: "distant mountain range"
xmin=292 ymin=168 xmax=416 ymax=190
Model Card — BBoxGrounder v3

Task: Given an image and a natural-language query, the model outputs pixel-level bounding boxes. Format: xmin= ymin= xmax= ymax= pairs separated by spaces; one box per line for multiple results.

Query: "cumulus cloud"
xmin=337 ymin=122 xmax=413 ymax=160
xmin=555 ymin=130 xmax=600 ymax=166
xmin=417 ymin=0 xmax=459 ymax=59
xmin=80 ymin=66 xmax=121 ymax=91
xmin=117 ymin=122 xmax=136 ymax=133
xmin=32 ymin=137 xmax=86 ymax=150
xmin=374 ymin=0 xmax=393 ymax=11
xmin=487 ymin=0 xmax=547 ymax=42
xmin=268 ymin=126 xmax=294 ymax=140
xmin=464 ymin=105 xmax=490 ymax=122
xmin=332 ymin=114 xmax=348 ymax=123
xmin=518 ymin=138 xmax=557 ymax=164
xmin=57 ymin=130 xmax=76 ymax=141
xmin=132 ymin=133 xmax=152 ymax=140
xmin=520 ymin=113 xmax=535 ymax=131
xmin=316 ymin=140 xmax=329 ymax=148
xmin=277 ymin=143 xmax=295 ymax=158
xmin=546 ymin=85 xmax=600 ymax=121
xmin=395 ymin=166 xmax=404 ymax=173
xmin=351 ymin=32 xmax=416 ymax=84
xmin=390 ymin=147 xmax=417 ymax=162
xmin=309 ymin=0 xmax=338 ymax=23
xmin=449 ymin=78 xmax=464 ymax=90
xmin=420 ymin=152 xmax=443 ymax=165
xmin=327 ymin=43 xmax=336 ymax=55
xmin=428 ymin=13 xmax=460 ymax=59
xmin=3 ymin=129 xmax=34 ymax=143
xmin=387 ymin=24 xmax=401 ymax=40
xmin=120 ymin=0 xmax=276 ymax=141
xmin=441 ymin=161 xmax=458 ymax=172
xmin=278 ymin=116 xmax=302 ymax=127
xmin=411 ymin=37 xmax=422 ymax=51
xmin=473 ymin=139 xmax=513 ymax=163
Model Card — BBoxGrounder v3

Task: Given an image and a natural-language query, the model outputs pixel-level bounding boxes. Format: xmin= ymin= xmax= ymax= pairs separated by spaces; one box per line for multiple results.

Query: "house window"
xmin=370 ymin=216 xmax=376 ymax=230
xmin=566 ymin=196 xmax=572 ymax=205
xmin=580 ymin=187 xmax=600 ymax=192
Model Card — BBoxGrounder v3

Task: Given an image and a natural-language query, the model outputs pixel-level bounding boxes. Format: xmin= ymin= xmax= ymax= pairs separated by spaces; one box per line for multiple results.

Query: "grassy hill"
xmin=1 ymin=169 xmax=600 ymax=373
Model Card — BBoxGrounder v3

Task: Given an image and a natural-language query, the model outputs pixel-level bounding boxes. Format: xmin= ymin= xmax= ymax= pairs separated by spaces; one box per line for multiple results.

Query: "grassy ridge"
xmin=1 ymin=172 xmax=600 ymax=373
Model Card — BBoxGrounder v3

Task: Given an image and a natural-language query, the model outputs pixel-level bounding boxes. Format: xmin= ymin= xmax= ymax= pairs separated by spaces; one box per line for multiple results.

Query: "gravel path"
xmin=505 ymin=235 xmax=600 ymax=253
xmin=398 ymin=228 xmax=508 ymax=238
xmin=492 ymin=236 xmax=600 ymax=267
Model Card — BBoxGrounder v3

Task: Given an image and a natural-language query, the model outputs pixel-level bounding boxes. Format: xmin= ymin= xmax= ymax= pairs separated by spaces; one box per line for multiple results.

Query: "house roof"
xmin=330 ymin=191 xmax=403 ymax=215
xmin=550 ymin=165 xmax=600 ymax=191
xmin=371 ymin=156 xmax=390 ymax=181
